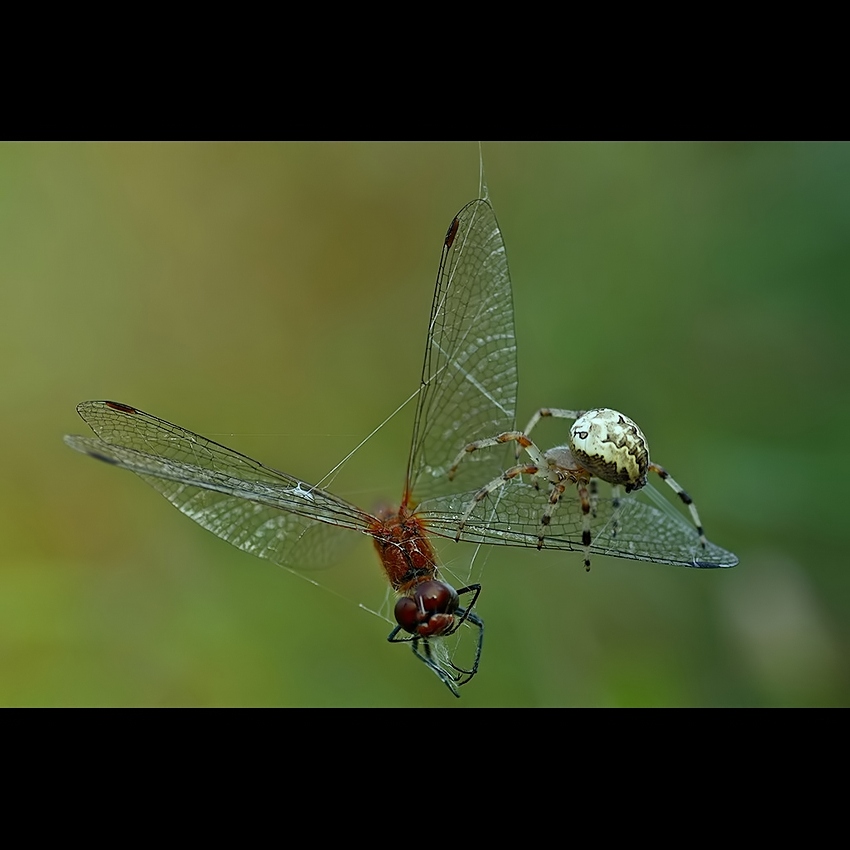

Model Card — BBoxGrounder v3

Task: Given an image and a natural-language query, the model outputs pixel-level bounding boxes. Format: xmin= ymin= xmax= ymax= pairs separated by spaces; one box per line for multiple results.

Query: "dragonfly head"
xmin=394 ymin=579 xmax=460 ymax=638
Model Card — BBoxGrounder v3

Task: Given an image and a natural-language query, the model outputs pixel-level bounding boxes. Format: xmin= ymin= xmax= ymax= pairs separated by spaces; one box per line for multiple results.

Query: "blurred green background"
xmin=1 ymin=142 xmax=847 ymax=706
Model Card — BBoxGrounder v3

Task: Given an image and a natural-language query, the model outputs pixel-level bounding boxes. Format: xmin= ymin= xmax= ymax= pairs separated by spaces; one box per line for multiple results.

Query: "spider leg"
xmin=648 ymin=462 xmax=707 ymax=548
xmin=577 ymin=482 xmax=593 ymax=571
xmin=517 ymin=408 xmax=586 ymax=459
xmin=610 ymin=483 xmax=621 ymax=538
xmin=589 ymin=478 xmax=599 ymax=519
xmin=449 ymin=431 xmax=547 ymax=481
xmin=455 ymin=463 xmax=541 ymax=540
xmin=538 ymin=478 xmax=568 ymax=549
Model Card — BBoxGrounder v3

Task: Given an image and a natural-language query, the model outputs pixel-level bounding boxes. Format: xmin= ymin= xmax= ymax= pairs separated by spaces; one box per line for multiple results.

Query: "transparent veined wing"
xmin=65 ymin=401 xmax=374 ymax=570
xmin=417 ymin=479 xmax=739 ymax=568
xmin=405 ymin=198 xmax=518 ymax=505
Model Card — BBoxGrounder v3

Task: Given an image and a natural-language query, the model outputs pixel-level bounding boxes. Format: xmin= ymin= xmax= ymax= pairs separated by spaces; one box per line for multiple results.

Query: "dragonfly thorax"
xmin=369 ymin=506 xmax=439 ymax=594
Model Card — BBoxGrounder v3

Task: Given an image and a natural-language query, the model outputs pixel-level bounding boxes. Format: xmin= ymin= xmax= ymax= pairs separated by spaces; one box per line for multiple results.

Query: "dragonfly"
xmin=65 ymin=197 xmax=517 ymax=696
xmin=65 ymin=191 xmax=738 ymax=698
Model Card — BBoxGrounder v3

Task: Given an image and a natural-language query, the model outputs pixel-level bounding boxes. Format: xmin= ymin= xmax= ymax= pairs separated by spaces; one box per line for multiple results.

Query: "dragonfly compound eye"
xmin=569 ymin=408 xmax=650 ymax=491
xmin=394 ymin=580 xmax=459 ymax=636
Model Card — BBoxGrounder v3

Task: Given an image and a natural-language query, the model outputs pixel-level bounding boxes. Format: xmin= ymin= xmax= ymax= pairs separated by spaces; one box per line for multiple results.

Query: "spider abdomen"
xmin=569 ymin=408 xmax=649 ymax=490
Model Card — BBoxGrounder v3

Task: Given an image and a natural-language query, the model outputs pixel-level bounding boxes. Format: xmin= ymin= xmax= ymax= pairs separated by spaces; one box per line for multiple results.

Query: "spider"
xmin=447 ymin=407 xmax=707 ymax=571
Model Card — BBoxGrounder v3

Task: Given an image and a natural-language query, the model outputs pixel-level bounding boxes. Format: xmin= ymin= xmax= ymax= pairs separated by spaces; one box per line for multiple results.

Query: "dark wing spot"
xmin=444 ymin=217 xmax=460 ymax=248
xmin=89 ymin=452 xmax=119 ymax=465
xmin=105 ymin=402 xmax=138 ymax=414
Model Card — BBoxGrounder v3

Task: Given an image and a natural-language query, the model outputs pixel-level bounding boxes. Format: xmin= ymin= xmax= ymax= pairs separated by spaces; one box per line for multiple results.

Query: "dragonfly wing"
xmin=406 ymin=199 xmax=518 ymax=504
xmin=138 ymin=475 xmax=356 ymax=570
xmin=418 ymin=481 xmax=739 ymax=569
xmin=65 ymin=401 xmax=374 ymax=570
